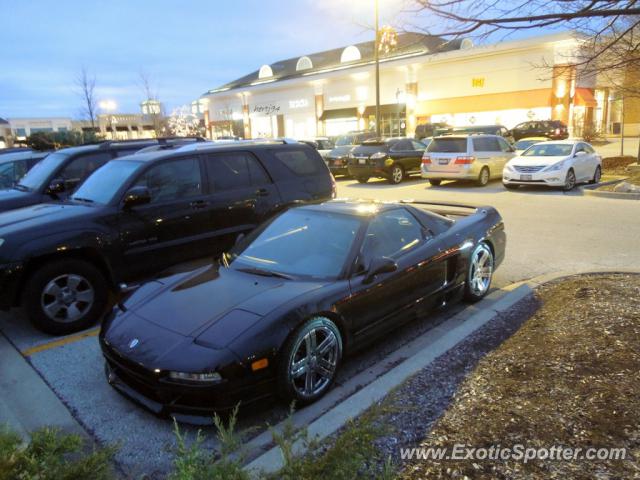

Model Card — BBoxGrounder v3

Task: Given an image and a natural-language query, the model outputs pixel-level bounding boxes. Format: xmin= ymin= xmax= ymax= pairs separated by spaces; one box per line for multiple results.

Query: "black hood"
xmin=0 ymin=202 xmax=97 ymax=238
xmin=0 ymin=188 xmax=41 ymax=213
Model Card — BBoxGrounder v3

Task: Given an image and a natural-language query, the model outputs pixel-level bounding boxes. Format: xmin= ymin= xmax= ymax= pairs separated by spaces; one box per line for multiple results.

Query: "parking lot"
xmin=2 ymin=175 xmax=640 ymax=477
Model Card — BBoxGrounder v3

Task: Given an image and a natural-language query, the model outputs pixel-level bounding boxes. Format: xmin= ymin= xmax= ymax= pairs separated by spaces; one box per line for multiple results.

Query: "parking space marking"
xmin=21 ymin=328 xmax=100 ymax=357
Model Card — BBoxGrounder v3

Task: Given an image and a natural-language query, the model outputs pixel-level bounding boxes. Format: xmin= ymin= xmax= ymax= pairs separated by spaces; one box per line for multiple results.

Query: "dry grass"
xmin=399 ymin=274 xmax=640 ymax=479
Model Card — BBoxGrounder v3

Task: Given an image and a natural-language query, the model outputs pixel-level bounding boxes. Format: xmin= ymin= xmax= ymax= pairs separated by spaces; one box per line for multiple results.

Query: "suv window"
xmin=427 ymin=138 xmax=467 ymax=153
xmin=205 ymin=152 xmax=270 ymax=191
xmin=60 ymin=152 xmax=112 ymax=186
xmin=274 ymin=148 xmax=323 ymax=175
xmin=472 ymin=137 xmax=500 ymax=152
xmin=134 ymin=157 xmax=202 ymax=203
xmin=360 ymin=209 xmax=423 ymax=264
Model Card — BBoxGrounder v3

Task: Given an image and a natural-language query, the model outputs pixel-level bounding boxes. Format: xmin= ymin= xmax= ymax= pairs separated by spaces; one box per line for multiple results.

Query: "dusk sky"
xmin=0 ymin=0 xmax=542 ymax=120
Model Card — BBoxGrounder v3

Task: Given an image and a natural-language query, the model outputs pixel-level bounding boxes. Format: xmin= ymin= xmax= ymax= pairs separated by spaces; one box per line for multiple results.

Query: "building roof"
xmin=205 ymin=32 xmax=467 ymax=94
xmin=0 ymin=118 xmax=9 ymax=125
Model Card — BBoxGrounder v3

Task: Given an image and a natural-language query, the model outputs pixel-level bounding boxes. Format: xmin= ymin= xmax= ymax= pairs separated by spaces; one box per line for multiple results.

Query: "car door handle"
xmin=190 ymin=200 xmax=209 ymax=209
xmin=256 ymin=188 xmax=270 ymax=197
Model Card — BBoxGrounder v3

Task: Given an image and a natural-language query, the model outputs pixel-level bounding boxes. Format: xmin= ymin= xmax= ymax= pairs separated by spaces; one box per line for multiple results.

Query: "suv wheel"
xmin=389 ymin=165 xmax=404 ymax=184
xmin=428 ymin=179 xmax=442 ymax=186
xmin=476 ymin=167 xmax=490 ymax=186
xmin=356 ymin=176 xmax=369 ymax=184
xmin=24 ymin=259 xmax=109 ymax=335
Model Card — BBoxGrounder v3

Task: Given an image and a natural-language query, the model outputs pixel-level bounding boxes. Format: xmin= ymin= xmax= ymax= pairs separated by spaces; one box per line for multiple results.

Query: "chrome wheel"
xmin=469 ymin=244 xmax=493 ymax=296
xmin=391 ymin=165 xmax=403 ymax=184
xmin=564 ymin=169 xmax=576 ymax=191
xmin=288 ymin=324 xmax=340 ymax=397
xmin=41 ymin=274 xmax=95 ymax=323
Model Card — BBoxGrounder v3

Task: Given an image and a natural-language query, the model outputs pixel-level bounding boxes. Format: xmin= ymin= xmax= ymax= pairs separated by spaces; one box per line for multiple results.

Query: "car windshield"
xmin=522 ymin=143 xmax=573 ymax=157
xmin=335 ymin=135 xmax=355 ymax=146
xmin=229 ymin=209 xmax=362 ymax=280
xmin=71 ymin=160 xmax=142 ymax=205
xmin=515 ymin=139 xmax=542 ymax=150
xmin=17 ymin=151 xmax=68 ymax=190
xmin=427 ymin=138 xmax=467 ymax=153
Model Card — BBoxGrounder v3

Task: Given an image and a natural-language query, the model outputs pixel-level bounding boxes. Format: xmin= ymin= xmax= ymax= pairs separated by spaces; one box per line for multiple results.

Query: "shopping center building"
xmin=200 ymin=30 xmax=627 ymax=140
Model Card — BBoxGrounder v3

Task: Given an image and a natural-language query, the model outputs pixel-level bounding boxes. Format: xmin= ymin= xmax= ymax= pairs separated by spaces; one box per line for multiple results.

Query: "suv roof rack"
xmin=98 ymin=136 xmax=206 ymax=150
xmin=175 ymin=137 xmax=300 ymax=153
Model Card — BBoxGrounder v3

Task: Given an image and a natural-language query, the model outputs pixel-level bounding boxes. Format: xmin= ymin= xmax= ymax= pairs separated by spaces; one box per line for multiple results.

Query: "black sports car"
xmin=100 ymin=199 xmax=505 ymax=422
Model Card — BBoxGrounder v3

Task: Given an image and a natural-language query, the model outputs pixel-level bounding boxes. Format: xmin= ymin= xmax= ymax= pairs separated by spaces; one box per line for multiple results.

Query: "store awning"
xmin=574 ymin=88 xmax=597 ymax=107
xmin=363 ymin=103 xmax=406 ymax=116
xmin=319 ymin=108 xmax=358 ymax=121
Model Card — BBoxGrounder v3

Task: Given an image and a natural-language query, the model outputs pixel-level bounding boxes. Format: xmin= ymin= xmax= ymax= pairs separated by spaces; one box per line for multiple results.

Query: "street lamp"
xmin=374 ymin=0 xmax=380 ymax=138
xmin=99 ymin=100 xmax=117 ymax=140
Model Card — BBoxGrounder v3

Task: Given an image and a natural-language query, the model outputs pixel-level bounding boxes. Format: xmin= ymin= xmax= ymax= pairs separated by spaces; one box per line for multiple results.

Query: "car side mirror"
xmin=46 ymin=178 xmax=66 ymax=195
xmin=123 ymin=186 xmax=151 ymax=208
xmin=574 ymin=151 xmax=586 ymax=157
xmin=363 ymin=256 xmax=398 ymax=284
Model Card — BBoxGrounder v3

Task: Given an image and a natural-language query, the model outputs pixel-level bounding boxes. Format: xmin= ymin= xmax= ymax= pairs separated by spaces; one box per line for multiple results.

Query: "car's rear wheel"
xmin=24 ymin=259 xmax=109 ymax=335
xmin=476 ymin=167 xmax=490 ymax=186
xmin=563 ymin=168 xmax=576 ymax=191
xmin=464 ymin=242 xmax=494 ymax=302
xmin=589 ymin=165 xmax=602 ymax=184
xmin=428 ymin=179 xmax=442 ymax=186
xmin=389 ymin=165 xmax=404 ymax=184
xmin=503 ymin=183 xmax=519 ymax=190
xmin=278 ymin=317 xmax=342 ymax=405
xmin=356 ymin=176 xmax=369 ymax=184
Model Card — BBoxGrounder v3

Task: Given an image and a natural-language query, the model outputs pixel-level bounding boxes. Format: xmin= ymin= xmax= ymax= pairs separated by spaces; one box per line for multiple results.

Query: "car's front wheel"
xmin=464 ymin=242 xmax=494 ymax=302
xmin=278 ymin=317 xmax=342 ymax=405
xmin=563 ymin=168 xmax=576 ymax=191
xmin=389 ymin=164 xmax=404 ymax=184
xmin=24 ymin=259 xmax=109 ymax=335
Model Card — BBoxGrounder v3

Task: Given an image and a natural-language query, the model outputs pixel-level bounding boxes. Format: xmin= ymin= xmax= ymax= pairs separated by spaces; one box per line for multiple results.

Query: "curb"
xmin=245 ymin=269 xmax=640 ymax=476
xmin=583 ymin=176 xmax=640 ymax=200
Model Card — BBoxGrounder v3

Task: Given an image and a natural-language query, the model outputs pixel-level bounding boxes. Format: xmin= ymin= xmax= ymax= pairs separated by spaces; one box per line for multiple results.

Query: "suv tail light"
xmin=555 ymin=128 xmax=561 ymax=135
xmin=454 ymin=156 xmax=475 ymax=164
xmin=421 ymin=155 xmax=431 ymax=165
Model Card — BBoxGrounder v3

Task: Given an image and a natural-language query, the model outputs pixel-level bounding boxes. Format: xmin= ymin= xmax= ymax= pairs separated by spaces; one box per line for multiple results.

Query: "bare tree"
xmin=138 ymin=71 xmax=166 ymax=137
xmin=76 ymin=66 xmax=97 ymax=129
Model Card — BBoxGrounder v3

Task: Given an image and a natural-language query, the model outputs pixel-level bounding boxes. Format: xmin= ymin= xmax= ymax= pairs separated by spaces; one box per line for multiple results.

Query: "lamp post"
xmin=374 ymin=0 xmax=380 ymax=138
xmin=99 ymin=100 xmax=117 ymax=140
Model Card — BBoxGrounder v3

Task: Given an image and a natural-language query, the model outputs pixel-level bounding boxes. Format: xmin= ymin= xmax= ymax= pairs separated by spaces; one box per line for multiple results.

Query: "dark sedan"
xmin=100 ymin=199 xmax=505 ymax=422
xmin=347 ymin=138 xmax=427 ymax=184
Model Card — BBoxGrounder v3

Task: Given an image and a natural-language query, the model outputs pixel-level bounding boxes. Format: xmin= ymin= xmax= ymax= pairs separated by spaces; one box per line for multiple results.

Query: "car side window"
xmin=205 ymin=152 xmax=270 ymax=191
xmin=473 ymin=137 xmax=500 ymax=152
xmin=584 ymin=144 xmax=595 ymax=154
xmin=360 ymin=209 xmax=424 ymax=265
xmin=411 ymin=141 xmax=426 ymax=151
xmin=59 ymin=152 xmax=112 ymax=186
xmin=134 ymin=157 xmax=202 ymax=203
xmin=274 ymin=149 xmax=323 ymax=176
xmin=497 ymin=137 xmax=512 ymax=153
xmin=0 ymin=162 xmax=14 ymax=188
xmin=575 ymin=143 xmax=585 ymax=153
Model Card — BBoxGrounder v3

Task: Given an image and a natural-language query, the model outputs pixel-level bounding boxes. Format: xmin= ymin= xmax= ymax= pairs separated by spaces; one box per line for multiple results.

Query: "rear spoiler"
xmin=399 ymin=200 xmax=487 ymax=217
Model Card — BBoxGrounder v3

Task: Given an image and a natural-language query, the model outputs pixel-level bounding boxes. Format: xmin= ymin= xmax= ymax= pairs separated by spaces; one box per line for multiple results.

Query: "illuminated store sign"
xmin=328 ymin=95 xmax=351 ymax=103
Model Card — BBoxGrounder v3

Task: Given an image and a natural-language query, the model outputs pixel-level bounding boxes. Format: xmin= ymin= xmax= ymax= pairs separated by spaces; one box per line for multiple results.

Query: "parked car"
xmin=0 ymin=141 xmax=335 ymax=334
xmin=0 ymin=139 xmax=200 ymax=214
xmin=324 ymin=131 xmax=376 ymax=176
xmin=347 ymin=138 xmax=427 ymax=184
xmin=0 ymin=150 xmax=49 ymax=189
xmin=299 ymin=138 xmax=335 ymax=159
xmin=421 ymin=134 xmax=516 ymax=186
xmin=414 ymin=122 xmax=450 ymax=140
xmin=436 ymin=125 xmax=514 ymax=144
xmin=510 ymin=120 xmax=569 ymax=141
xmin=503 ymin=140 xmax=601 ymax=191
xmin=100 ymin=199 xmax=506 ymax=418
xmin=513 ymin=137 xmax=550 ymax=155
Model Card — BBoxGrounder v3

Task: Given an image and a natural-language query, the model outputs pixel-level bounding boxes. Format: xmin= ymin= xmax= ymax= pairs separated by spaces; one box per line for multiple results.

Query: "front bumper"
xmin=502 ymin=167 xmax=567 ymax=187
xmin=0 ymin=261 xmax=25 ymax=309
xmin=325 ymin=158 xmax=349 ymax=176
xmin=421 ymin=163 xmax=482 ymax=180
xmin=101 ymin=337 xmax=275 ymax=423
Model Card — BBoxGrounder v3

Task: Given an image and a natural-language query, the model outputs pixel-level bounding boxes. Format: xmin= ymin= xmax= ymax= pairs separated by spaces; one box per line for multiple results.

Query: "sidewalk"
xmin=0 ymin=333 xmax=86 ymax=440
xmin=597 ymin=136 xmax=639 ymax=158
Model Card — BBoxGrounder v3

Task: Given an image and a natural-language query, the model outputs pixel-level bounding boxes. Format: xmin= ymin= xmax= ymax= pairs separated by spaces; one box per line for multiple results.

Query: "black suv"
xmin=436 ymin=125 xmax=514 ymax=144
xmin=346 ymin=137 xmax=427 ymax=184
xmin=510 ymin=120 xmax=569 ymax=141
xmin=324 ymin=131 xmax=376 ymax=176
xmin=414 ymin=122 xmax=450 ymax=140
xmin=0 ymin=141 xmax=334 ymax=334
xmin=0 ymin=138 xmax=204 ymax=213
xmin=0 ymin=150 xmax=49 ymax=189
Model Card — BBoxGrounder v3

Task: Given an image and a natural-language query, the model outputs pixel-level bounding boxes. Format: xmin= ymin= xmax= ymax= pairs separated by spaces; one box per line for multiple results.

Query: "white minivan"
xmin=421 ymin=135 xmax=516 ymax=186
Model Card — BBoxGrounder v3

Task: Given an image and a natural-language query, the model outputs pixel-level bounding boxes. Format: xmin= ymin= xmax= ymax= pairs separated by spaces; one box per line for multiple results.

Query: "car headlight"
xmin=168 ymin=371 xmax=222 ymax=384
xmin=505 ymin=164 xmax=515 ymax=172
xmin=545 ymin=160 xmax=566 ymax=172
xmin=370 ymin=152 xmax=387 ymax=160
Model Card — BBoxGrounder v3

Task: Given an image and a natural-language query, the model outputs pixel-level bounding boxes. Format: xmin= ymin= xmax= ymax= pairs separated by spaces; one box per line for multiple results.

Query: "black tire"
xmin=476 ymin=167 xmax=490 ymax=186
xmin=503 ymin=183 xmax=519 ymax=190
xmin=428 ymin=179 xmax=442 ymax=186
xmin=563 ymin=168 xmax=576 ymax=191
xmin=356 ymin=176 xmax=369 ymax=184
xmin=277 ymin=317 xmax=343 ymax=406
xmin=589 ymin=165 xmax=602 ymax=185
xmin=464 ymin=242 xmax=494 ymax=302
xmin=388 ymin=164 xmax=404 ymax=184
xmin=24 ymin=259 xmax=109 ymax=335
